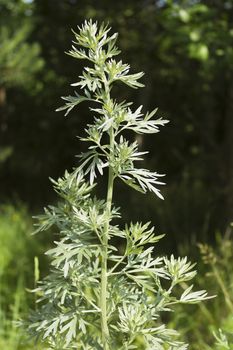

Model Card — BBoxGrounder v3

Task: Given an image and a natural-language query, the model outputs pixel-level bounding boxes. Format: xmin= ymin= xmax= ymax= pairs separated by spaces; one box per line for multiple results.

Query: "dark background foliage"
xmin=1 ymin=0 xmax=233 ymax=253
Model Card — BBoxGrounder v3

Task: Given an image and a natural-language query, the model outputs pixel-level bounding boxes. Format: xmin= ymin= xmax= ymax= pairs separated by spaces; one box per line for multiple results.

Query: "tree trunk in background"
xmin=225 ymin=82 xmax=233 ymax=224
xmin=0 ymin=86 xmax=10 ymax=166
xmin=0 ymin=86 xmax=6 ymax=132
xmin=0 ymin=86 xmax=6 ymax=106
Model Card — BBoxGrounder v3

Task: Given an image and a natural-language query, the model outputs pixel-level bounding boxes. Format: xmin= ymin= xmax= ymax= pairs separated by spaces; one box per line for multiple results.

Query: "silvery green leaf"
xmin=180 ymin=285 xmax=210 ymax=303
xmin=56 ymin=92 xmax=94 ymax=116
xmin=60 ymin=315 xmax=77 ymax=346
xmin=213 ymin=329 xmax=230 ymax=349
xmin=163 ymin=255 xmax=197 ymax=283
xmin=117 ymin=71 xmax=145 ymax=89
xmin=120 ymin=168 xmax=165 ymax=199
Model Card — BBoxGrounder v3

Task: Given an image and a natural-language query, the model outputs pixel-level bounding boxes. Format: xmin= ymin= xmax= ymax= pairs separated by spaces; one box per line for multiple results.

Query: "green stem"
xmin=100 ymin=126 xmax=114 ymax=350
xmin=212 ymin=264 xmax=233 ymax=313
xmin=108 ymin=254 xmax=126 ymax=275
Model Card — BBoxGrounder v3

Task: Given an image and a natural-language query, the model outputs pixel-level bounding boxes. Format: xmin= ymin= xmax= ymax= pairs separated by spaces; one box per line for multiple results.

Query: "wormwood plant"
xmin=27 ymin=20 xmax=210 ymax=350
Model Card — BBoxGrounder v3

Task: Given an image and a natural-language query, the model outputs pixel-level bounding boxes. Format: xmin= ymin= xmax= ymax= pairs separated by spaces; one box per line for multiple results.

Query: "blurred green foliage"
xmin=0 ymin=24 xmax=44 ymax=89
xmin=0 ymin=0 xmax=233 ymax=348
xmin=168 ymin=226 xmax=233 ymax=349
xmin=0 ymin=204 xmax=45 ymax=349
xmin=0 ymin=0 xmax=44 ymax=89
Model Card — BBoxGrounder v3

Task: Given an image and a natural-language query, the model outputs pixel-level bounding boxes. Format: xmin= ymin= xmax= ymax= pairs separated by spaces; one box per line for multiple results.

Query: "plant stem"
xmin=100 ymin=126 xmax=114 ymax=350
xmin=212 ymin=264 xmax=233 ymax=313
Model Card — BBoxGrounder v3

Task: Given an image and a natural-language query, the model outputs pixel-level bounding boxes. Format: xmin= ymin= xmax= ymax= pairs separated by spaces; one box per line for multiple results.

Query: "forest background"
xmin=1 ymin=0 xmax=233 ymax=349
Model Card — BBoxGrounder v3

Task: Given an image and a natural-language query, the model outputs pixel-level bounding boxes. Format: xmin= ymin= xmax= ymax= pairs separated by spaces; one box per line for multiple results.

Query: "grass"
xmin=0 ymin=203 xmax=44 ymax=350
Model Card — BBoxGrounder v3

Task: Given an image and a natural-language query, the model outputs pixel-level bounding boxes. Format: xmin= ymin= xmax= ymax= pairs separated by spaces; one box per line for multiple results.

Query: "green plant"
xmin=26 ymin=20 xmax=210 ymax=349
xmin=213 ymin=328 xmax=233 ymax=350
xmin=168 ymin=227 xmax=233 ymax=350
xmin=198 ymin=229 xmax=233 ymax=350
xmin=0 ymin=204 xmax=34 ymax=313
